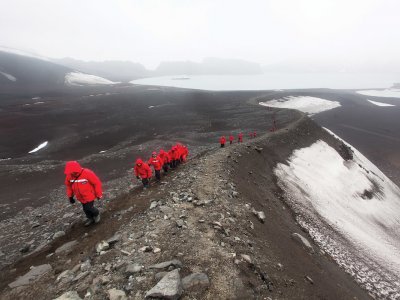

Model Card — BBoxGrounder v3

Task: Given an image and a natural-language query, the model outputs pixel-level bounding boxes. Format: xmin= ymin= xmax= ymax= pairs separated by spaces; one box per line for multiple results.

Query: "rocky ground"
xmin=0 ymin=115 xmax=370 ymax=299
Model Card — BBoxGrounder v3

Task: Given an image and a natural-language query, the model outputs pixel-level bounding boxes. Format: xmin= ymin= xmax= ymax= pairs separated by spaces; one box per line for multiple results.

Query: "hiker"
xmin=220 ymin=136 xmax=226 ymax=148
xmin=238 ymin=132 xmax=243 ymax=143
xmin=159 ymin=149 xmax=170 ymax=173
xmin=134 ymin=158 xmax=152 ymax=188
xmin=170 ymin=146 xmax=180 ymax=168
xmin=64 ymin=161 xmax=102 ymax=226
xmin=148 ymin=152 xmax=163 ymax=181
xmin=249 ymin=132 xmax=254 ymax=139
xmin=229 ymin=135 xmax=234 ymax=145
xmin=253 ymin=131 xmax=257 ymax=138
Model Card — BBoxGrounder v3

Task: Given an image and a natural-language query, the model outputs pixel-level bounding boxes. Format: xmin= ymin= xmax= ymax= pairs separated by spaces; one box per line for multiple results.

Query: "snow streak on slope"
xmin=65 ymin=72 xmax=117 ymax=86
xmin=368 ymin=99 xmax=396 ymax=107
xmin=259 ymin=96 xmax=340 ymax=115
xmin=28 ymin=141 xmax=48 ymax=154
xmin=0 ymin=71 xmax=16 ymax=81
xmin=274 ymin=137 xmax=400 ymax=299
xmin=357 ymin=89 xmax=400 ymax=98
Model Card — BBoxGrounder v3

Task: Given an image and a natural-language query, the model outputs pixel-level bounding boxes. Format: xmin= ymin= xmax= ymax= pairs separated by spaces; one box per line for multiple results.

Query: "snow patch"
xmin=99 ymin=150 xmax=107 ymax=153
xmin=28 ymin=141 xmax=48 ymax=154
xmin=367 ymin=99 xmax=395 ymax=107
xmin=275 ymin=137 xmax=400 ymax=299
xmin=0 ymin=71 xmax=16 ymax=82
xmin=357 ymin=89 xmax=400 ymax=98
xmin=148 ymin=106 xmax=155 ymax=109
xmin=260 ymin=96 xmax=341 ymax=115
xmin=65 ymin=72 xmax=118 ymax=86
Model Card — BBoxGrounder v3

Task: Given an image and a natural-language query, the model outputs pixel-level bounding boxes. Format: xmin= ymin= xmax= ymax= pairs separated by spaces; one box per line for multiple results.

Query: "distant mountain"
xmin=0 ymin=50 xmax=118 ymax=93
xmin=155 ymin=58 xmax=263 ymax=75
xmin=52 ymin=58 xmax=149 ymax=82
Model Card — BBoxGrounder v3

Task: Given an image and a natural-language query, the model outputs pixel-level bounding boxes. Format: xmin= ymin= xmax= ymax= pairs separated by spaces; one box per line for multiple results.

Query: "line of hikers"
xmin=63 ymin=131 xmax=259 ymax=226
xmin=220 ymin=131 xmax=256 ymax=147
xmin=63 ymin=143 xmax=189 ymax=226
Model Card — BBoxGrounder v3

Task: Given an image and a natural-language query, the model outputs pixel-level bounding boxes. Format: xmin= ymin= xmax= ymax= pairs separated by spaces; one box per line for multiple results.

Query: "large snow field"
xmin=259 ymin=96 xmax=341 ymax=115
xmin=274 ymin=135 xmax=400 ymax=299
xmin=357 ymin=89 xmax=400 ymax=98
xmin=0 ymin=71 xmax=16 ymax=81
xmin=65 ymin=72 xmax=117 ymax=86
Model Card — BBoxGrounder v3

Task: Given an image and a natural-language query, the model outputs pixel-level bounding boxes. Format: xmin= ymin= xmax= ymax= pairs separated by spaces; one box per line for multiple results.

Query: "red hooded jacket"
xmin=134 ymin=159 xmax=152 ymax=179
xmin=170 ymin=146 xmax=180 ymax=160
xmin=229 ymin=135 xmax=234 ymax=142
xmin=238 ymin=133 xmax=243 ymax=141
xmin=148 ymin=152 xmax=164 ymax=171
xmin=220 ymin=136 xmax=226 ymax=144
xmin=64 ymin=161 xmax=102 ymax=204
xmin=159 ymin=149 xmax=170 ymax=164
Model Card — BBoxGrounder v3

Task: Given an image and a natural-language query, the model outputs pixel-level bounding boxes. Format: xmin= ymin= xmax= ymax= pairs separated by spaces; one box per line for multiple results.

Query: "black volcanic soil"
xmin=0 ymin=112 xmax=370 ymax=299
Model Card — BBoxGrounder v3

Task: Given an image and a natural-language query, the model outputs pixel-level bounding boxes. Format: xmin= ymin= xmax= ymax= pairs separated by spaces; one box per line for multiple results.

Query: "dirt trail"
xmin=0 ymin=114 xmax=370 ymax=299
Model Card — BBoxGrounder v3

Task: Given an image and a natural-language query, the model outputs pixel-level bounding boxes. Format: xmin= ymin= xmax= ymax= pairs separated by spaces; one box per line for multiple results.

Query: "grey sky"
xmin=1 ymin=0 xmax=399 ymax=69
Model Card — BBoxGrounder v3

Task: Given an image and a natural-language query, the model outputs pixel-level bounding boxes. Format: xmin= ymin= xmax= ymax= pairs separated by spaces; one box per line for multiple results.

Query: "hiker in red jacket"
xmin=229 ymin=135 xmax=234 ymax=145
xmin=64 ymin=161 xmax=102 ymax=226
xmin=220 ymin=136 xmax=226 ymax=148
xmin=134 ymin=158 xmax=152 ymax=188
xmin=148 ymin=152 xmax=163 ymax=181
xmin=238 ymin=132 xmax=243 ymax=143
xmin=249 ymin=132 xmax=254 ymax=139
xmin=159 ymin=149 xmax=170 ymax=173
xmin=170 ymin=146 xmax=180 ymax=168
xmin=253 ymin=131 xmax=257 ymax=138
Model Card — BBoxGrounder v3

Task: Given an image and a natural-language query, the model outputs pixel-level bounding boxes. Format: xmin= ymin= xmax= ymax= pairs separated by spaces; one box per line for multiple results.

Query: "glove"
xmin=136 ymin=176 xmax=140 ymax=179
xmin=69 ymin=197 xmax=75 ymax=204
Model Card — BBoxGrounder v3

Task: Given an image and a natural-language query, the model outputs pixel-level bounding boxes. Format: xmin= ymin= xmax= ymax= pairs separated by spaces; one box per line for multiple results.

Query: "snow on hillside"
xmin=65 ymin=72 xmax=118 ymax=86
xmin=357 ymin=89 xmax=400 ymax=98
xmin=259 ymin=96 xmax=341 ymax=115
xmin=0 ymin=71 xmax=16 ymax=82
xmin=274 ymin=134 xmax=400 ymax=299
xmin=0 ymin=45 xmax=50 ymax=61
xmin=28 ymin=141 xmax=48 ymax=154
xmin=368 ymin=99 xmax=396 ymax=107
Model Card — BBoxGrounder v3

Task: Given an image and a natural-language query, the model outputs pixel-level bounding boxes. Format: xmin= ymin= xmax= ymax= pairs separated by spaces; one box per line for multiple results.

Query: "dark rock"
xmin=182 ymin=273 xmax=210 ymax=290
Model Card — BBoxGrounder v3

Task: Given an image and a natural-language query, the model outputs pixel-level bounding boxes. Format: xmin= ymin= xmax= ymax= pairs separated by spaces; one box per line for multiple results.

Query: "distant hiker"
xmin=238 ymin=132 xmax=243 ymax=143
xmin=64 ymin=161 xmax=102 ymax=226
xmin=148 ymin=152 xmax=163 ymax=181
xmin=229 ymin=135 xmax=234 ymax=145
xmin=159 ymin=149 xmax=170 ymax=173
xmin=253 ymin=131 xmax=257 ymax=138
xmin=249 ymin=132 xmax=254 ymax=139
xmin=170 ymin=146 xmax=180 ymax=168
xmin=134 ymin=158 xmax=152 ymax=188
xmin=220 ymin=136 xmax=226 ymax=148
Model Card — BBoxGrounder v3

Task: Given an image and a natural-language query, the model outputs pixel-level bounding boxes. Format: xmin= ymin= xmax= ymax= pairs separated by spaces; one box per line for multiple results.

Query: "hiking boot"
xmin=94 ymin=213 xmax=101 ymax=224
xmin=84 ymin=218 xmax=94 ymax=226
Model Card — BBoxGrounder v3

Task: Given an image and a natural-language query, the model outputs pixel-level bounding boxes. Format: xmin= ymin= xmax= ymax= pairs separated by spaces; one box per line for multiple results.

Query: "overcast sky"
xmin=0 ymin=0 xmax=399 ymax=69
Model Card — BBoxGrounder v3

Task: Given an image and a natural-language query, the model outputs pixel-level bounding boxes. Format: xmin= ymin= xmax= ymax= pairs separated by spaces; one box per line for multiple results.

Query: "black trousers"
xmin=142 ymin=178 xmax=149 ymax=187
xmin=155 ymin=170 xmax=161 ymax=180
xmin=221 ymin=144 xmax=225 ymax=148
xmin=82 ymin=201 xmax=99 ymax=219
xmin=163 ymin=163 xmax=169 ymax=173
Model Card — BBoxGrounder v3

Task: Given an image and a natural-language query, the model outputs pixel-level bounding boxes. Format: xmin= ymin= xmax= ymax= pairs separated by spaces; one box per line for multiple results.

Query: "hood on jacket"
xmin=64 ymin=161 xmax=82 ymax=175
xmin=136 ymin=158 xmax=144 ymax=166
xmin=152 ymin=151 xmax=157 ymax=156
xmin=159 ymin=149 xmax=165 ymax=154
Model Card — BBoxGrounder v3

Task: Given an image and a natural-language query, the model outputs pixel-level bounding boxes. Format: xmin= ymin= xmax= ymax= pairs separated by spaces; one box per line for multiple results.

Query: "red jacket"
xmin=170 ymin=147 xmax=180 ymax=160
xmin=229 ymin=135 xmax=234 ymax=142
xmin=159 ymin=149 xmax=170 ymax=164
xmin=220 ymin=136 xmax=226 ymax=144
xmin=148 ymin=153 xmax=163 ymax=171
xmin=238 ymin=133 xmax=243 ymax=141
xmin=64 ymin=161 xmax=102 ymax=204
xmin=134 ymin=159 xmax=152 ymax=179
